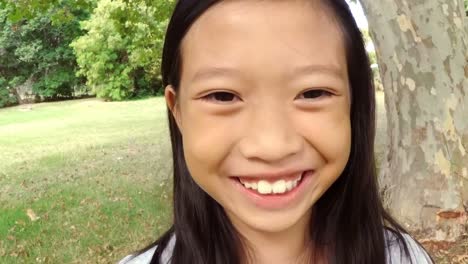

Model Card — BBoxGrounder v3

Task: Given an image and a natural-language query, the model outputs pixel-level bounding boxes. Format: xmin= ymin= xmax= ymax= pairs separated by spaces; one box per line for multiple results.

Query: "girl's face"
xmin=166 ymin=0 xmax=351 ymax=235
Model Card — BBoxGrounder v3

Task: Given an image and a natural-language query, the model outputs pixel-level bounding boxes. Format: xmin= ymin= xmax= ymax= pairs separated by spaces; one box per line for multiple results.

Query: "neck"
xmin=228 ymin=210 xmax=313 ymax=264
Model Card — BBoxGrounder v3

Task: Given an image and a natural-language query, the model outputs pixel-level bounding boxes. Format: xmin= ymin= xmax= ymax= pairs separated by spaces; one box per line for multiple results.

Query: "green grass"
xmin=0 ymin=97 xmax=173 ymax=263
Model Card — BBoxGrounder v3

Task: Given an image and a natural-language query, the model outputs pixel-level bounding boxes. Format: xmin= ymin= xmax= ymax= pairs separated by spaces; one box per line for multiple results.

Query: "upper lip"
xmin=232 ymin=169 xmax=312 ymax=181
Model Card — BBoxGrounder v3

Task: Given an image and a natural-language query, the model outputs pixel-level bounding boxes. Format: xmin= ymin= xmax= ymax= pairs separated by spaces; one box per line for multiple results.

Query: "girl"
xmin=121 ymin=0 xmax=434 ymax=263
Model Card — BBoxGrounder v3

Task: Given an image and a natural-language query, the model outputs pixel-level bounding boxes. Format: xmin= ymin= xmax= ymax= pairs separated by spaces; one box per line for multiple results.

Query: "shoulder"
xmin=118 ymin=235 xmax=176 ymax=264
xmin=384 ymin=230 xmax=433 ymax=264
xmin=118 ymin=246 xmax=157 ymax=264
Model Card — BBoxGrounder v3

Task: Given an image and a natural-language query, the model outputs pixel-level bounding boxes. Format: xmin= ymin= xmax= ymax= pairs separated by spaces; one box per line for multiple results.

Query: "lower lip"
xmin=231 ymin=170 xmax=314 ymax=210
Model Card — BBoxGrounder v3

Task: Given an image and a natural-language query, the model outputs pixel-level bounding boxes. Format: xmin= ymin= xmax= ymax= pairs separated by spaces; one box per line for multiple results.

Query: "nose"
xmin=238 ymin=105 xmax=303 ymax=163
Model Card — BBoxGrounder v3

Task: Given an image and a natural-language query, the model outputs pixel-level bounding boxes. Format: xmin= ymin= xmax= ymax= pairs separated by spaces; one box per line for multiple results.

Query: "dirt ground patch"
xmin=423 ymin=235 xmax=468 ymax=263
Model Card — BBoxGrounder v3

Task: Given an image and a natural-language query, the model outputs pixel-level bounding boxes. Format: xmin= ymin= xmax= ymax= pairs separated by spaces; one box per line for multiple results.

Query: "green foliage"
xmin=368 ymin=51 xmax=377 ymax=65
xmin=71 ymin=0 xmax=175 ymax=101
xmin=361 ymin=28 xmax=371 ymax=45
xmin=0 ymin=0 xmax=95 ymax=24
xmin=465 ymin=0 xmax=468 ymax=16
xmin=0 ymin=0 xmax=173 ymax=104
xmin=360 ymin=29 xmax=377 ymax=66
xmin=0 ymin=2 xmax=93 ymax=104
xmin=0 ymin=78 xmax=18 ymax=107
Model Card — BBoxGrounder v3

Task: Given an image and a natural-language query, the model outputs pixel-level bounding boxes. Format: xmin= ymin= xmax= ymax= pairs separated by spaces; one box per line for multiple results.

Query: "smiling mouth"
xmin=236 ymin=171 xmax=308 ymax=195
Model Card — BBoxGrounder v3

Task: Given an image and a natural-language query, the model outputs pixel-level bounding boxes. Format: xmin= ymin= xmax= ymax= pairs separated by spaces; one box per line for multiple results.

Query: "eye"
xmin=201 ymin=91 xmax=240 ymax=103
xmin=296 ymin=89 xmax=333 ymax=100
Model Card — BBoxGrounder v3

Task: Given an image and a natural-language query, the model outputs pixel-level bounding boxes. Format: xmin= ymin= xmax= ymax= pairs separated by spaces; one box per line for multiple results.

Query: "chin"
xmin=227 ymin=205 xmax=313 ymax=235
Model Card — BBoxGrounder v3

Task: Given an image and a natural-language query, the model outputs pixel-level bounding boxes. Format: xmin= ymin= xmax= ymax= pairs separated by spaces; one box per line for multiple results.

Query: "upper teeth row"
xmin=240 ymin=175 xmax=302 ymax=195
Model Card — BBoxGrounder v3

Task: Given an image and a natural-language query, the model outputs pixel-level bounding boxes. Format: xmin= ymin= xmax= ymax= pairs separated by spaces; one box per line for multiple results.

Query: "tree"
xmin=0 ymin=1 xmax=94 ymax=104
xmin=0 ymin=0 xmax=95 ymax=23
xmin=359 ymin=0 xmax=467 ymax=241
xmin=71 ymin=0 xmax=175 ymax=101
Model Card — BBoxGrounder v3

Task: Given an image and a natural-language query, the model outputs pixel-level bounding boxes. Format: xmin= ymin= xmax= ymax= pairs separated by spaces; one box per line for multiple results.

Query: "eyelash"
xmin=201 ymin=91 xmax=241 ymax=103
xmin=201 ymin=89 xmax=333 ymax=103
xmin=295 ymin=89 xmax=333 ymax=100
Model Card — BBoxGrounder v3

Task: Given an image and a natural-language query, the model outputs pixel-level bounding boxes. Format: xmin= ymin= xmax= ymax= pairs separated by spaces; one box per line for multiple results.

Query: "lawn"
xmin=0 ymin=97 xmax=173 ymax=263
xmin=0 ymin=93 xmax=465 ymax=263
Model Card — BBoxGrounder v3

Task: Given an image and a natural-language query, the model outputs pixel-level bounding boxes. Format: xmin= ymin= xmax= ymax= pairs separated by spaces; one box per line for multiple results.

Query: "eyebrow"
xmin=191 ymin=67 xmax=242 ymax=83
xmin=191 ymin=64 xmax=344 ymax=83
xmin=290 ymin=64 xmax=344 ymax=80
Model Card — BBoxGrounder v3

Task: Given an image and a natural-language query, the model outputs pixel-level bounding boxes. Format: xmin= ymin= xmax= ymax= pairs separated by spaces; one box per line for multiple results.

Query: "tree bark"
xmin=359 ymin=0 xmax=468 ymax=241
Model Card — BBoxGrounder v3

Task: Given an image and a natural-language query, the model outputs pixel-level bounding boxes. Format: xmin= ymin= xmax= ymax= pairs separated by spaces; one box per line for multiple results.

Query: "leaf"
xmin=26 ymin=208 xmax=40 ymax=221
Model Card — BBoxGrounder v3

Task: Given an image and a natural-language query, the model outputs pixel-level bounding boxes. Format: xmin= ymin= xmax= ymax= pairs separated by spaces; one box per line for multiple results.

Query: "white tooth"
xmin=244 ymin=182 xmax=252 ymax=189
xmin=251 ymin=182 xmax=258 ymax=190
xmin=292 ymin=181 xmax=298 ymax=188
xmin=257 ymin=180 xmax=272 ymax=194
xmin=286 ymin=180 xmax=293 ymax=191
xmin=272 ymin=180 xmax=286 ymax=194
xmin=295 ymin=174 xmax=303 ymax=182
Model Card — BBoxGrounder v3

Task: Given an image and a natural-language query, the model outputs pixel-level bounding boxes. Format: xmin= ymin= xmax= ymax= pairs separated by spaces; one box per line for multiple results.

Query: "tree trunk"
xmin=359 ymin=0 xmax=468 ymax=241
xmin=14 ymin=75 xmax=35 ymax=104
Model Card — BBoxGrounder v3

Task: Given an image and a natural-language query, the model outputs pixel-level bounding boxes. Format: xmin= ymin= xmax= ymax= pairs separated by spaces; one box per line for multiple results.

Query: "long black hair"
xmin=135 ymin=1 xmax=432 ymax=263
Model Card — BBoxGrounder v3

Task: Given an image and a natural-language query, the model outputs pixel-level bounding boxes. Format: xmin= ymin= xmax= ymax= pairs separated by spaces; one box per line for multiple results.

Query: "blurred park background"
xmin=1 ymin=0 xmax=467 ymax=263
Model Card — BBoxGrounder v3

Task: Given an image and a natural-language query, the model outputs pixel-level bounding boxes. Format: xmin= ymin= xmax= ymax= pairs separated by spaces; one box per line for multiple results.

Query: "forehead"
xmin=180 ymin=0 xmax=347 ymax=83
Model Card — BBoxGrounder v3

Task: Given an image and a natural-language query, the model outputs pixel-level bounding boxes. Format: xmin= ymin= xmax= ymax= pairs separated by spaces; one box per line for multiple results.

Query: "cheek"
xmin=296 ymin=108 xmax=351 ymax=166
xmin=179 ymin=104 xmax=239 ymax=180
xmin=296 ymin=108 xmax=351 ymax=200
xmin=322 ymin=113 xmax=351 ymax=163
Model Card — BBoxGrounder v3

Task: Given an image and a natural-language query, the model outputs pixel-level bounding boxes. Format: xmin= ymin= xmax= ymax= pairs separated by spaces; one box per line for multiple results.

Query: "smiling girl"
xmin=120 ymin=0 xmax=433 ymax=263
